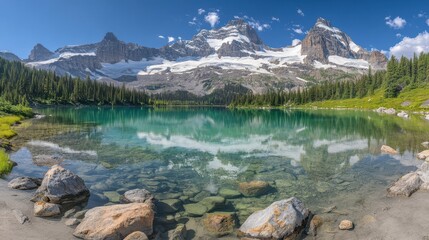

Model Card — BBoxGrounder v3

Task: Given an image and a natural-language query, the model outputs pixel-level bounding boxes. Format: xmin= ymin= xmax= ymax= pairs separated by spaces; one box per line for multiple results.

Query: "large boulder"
xmin=238 ymin=197 xmax=309 ymax=239
xmin=8 ymin=177 xmax=41 ymax=190
xmin=31 ymin=165 xmax=89 ymax=204
xmin=73 ymin=203 xmax=154 ymax=240
xmin=387 ymin=172 xmax=422 ymax=197
xmin=34 ymin=201 xmax=61 ymax=217
xmin=238 ymin=181 xmax=271 ymax=197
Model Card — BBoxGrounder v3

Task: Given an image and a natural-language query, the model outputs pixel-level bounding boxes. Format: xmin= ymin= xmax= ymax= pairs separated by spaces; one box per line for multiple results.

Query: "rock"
xmin=375 ymin=107 xmax=386 ymax=113
xmin=381 ymin=145 xmax=398 ymax=155
xmin=387 ymin=172 xmax=422 ymax=197
xmin=31 ymin=165 xmax=89 ymax=204
xmin=65 ymin=218 xmax=80 ymax=226
xmin=8 ymin=177 xmax=41 ymax=190
xmin=384 ymin=108 xmax=396 ymax=115
xmin=33 ymin=154 xmax=63 ymax=166
xmin=169 ymin=224 xmax=187 ymax=240
xmin=397 ymin=111 xmax=409 ymax=118
xmin=63 ymin=208 xmax=77 ymax=218
xmin=34 ymin=201 xmax=61 ymax=217
xmin=121 ymin=189 xmax=154 ymax=204
xmin=338 ymin=220 xmax=354 ymax=230
xmin=124 ymin=231 xmax=149 ymax=240
xmin=73 ymin=203 xmax=154 ymax=240
xmin=308 ymin=215 xmax=323 ymax=236
xmin=422 ymin=142 xmax=429 ymax=149
xmin=426 ymin=114 xmax=429 ymax=120
xmin=199 ymin=196 xmax=225 ymax=212
xmin=104 ymin=191 xmax=121 ymax=203
xmin=238 ymin=180 xmax=271 ymax=197
xmin=203 ymin=212 xmax=235 ymax=237
xmin=191 ymin=190 xmax=211 ymax=202
xmin=401 ymin=101 xmax=411 ymax=107
xmin=12 ymin=209 xmax=29 ymax=224
xmin=73 ymin=209 xmax=87 ymax=219
xmin=238 ymin=197 xmax=309 ymax=239
xmin=183 ymin=203 xmax=208 ymax=217
xmin=219 ymin=188 xmax=241 ymax=199
xmin=417 ymin=150 xmax=429 ymax=160
xmin=157 ymin=199 xmax=182 ymax=214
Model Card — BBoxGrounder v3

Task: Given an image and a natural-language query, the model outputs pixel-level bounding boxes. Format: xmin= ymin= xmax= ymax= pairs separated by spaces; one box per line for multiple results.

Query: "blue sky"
xmin=0 ymin=0 xmax=428 ymax=58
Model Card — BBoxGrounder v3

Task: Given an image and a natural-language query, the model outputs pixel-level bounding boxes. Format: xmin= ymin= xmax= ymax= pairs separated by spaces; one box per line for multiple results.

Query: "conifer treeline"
xmin=0 ymin=58 xmax=150 ymax=106
xmin=230 ymin=52 xmax=429 ymax=107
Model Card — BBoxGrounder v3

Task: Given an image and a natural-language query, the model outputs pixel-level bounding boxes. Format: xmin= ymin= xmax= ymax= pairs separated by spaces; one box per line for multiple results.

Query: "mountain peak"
xmin=28 ymin=43 xmax=53 ymax=61
xmin=315 ymin=17 xmax=331 ymax=27
xmin=103 ymin=32 xmax=119 ymax=42
xmin=227 ymin=19 xmax=247 ymax=27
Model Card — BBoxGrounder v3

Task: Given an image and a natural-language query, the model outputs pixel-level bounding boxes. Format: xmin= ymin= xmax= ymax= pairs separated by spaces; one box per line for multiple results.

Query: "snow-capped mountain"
xmin=13 ymin=17 xmax=387 ymax=95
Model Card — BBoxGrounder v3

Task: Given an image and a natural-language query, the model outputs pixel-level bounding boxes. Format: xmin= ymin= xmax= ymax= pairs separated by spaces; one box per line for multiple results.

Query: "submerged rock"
xmin=339 ymin=220 xmax=354 ymax=230
xmin=8 ymin=177 xmax=41 ymax=190
xmin=157 ymin=199 xmax=183 ymax=214
xmin=219 ymin=188 xmax=241 ymax=199
xmin=203 ymin=212 xmax=235 ymax=237
xmin=199 ymin=196 xmax=225 ymax=212
xmin=387 ymin=172 xmax=422 ymax=197
xmin=381 ymin=145 xmax=398 ymax=155
xmin=121 ymin=189 xmax=154 ymax=204
xmin=239 ymin=180 xmax=271 ymax=197
xmin=34 ymin=201 xmax=61 ymax=217
xmin=31 ymin=165 xmax=89 ymax=204
xmin=104 ymin=191 xmax=121 ymax=203
xmin=33 ymin=154 xmax=63 ymax=167
xmin=183 ymin=203 xmax=208 ymax=217
xmin=238 ymin=197 xmax=309 ymax=239
xmin=73 ymin=203 xmax=154 ymax=240
xmin=169 ymin=224 xmax=187 ymax=240
xmin=123 ymin=231 xmax=149 ymax=240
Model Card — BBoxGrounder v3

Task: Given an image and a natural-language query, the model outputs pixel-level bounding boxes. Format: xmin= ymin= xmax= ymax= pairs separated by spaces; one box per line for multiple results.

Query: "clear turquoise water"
xmin=6 ymin=107 xmax=429 ymax=237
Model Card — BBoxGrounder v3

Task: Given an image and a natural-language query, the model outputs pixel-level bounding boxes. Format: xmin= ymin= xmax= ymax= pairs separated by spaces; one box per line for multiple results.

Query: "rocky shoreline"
xmin=3 ymin=147 xmax=429 ymax=240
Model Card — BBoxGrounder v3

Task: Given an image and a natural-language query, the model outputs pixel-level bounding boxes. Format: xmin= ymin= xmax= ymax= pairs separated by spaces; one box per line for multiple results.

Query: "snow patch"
xmin=349 ymin=41 xmax=361 ymax=53
xmin=316 ymin=23 xmax=341 ymax=33
xmin=328 ymin=55 xmax=369 ymax=69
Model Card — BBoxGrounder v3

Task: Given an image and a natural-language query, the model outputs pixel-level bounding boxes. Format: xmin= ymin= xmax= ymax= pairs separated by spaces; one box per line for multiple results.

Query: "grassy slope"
xmin=304 ymin=85 xmax=429 ymax=111
xmin=0 ymin=101 xmax=32 ymax=175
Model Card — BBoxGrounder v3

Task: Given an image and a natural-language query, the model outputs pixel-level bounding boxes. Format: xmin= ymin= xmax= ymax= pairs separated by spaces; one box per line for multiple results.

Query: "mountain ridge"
xmin=4 ymin=17 xmax=387 ymax=95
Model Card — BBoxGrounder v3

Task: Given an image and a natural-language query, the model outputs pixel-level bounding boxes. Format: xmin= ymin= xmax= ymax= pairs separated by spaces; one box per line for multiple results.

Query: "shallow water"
xmin=6 ymin=107 xmax=429 ymax=238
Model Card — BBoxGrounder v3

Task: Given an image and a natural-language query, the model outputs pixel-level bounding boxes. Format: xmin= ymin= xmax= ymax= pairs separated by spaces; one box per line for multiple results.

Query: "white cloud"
xmin=198 ymin=8 xmax=205 ymax=15
xmin=205 ymin=12 xmax=220 ymax=27
xmin=390 ymin=31 xmax=429 ymax=58
xmin=293 ymin=27 xmax=304 ymax=34
xmin=385 ymin=16 xmax=406 ymax=29
xmin=188 ymin=17 xmax=197 ymax=25
xmin=248 ymin=21 xmax=270 ymax=31
xmin=292 ymin=39 xmax=301 ymax=46
xmin=396 ymin=33 xmax=402 ymax=38
xmin=426 ymin=19 xmax=429 ymax=26
xmin=168 ymin=36 xmax=175 ymax=43
xmin=233 ymin=15 xmax=240 ymax=19
xmin=297 ymin=9 xmax=305 ymax=16
xmin=418 ymin=12 xmax=426 ymax=18
xmin=158 ymin=35 xmax=165 ymax=39
xmin=272 ymin=17 xmax=280 ymax=22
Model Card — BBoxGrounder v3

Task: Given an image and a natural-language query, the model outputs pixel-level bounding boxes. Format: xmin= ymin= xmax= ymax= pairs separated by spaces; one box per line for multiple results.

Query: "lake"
xmin=6 ymin=107 xmax=429 ymax=238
